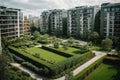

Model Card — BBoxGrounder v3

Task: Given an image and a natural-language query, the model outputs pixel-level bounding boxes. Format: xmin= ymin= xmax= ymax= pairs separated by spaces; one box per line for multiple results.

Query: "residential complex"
xmin=67 ymin=6 xmax=100 ymax=38
xmin=41 ymin=9 xmax=67 ymax=37
xmin=23 ymin=16 xmax=30 ymax=34
xmin=100 ymin=3 xmax=120 ymax=38
xmin=0 ymin=6 xmax=23 ymax=40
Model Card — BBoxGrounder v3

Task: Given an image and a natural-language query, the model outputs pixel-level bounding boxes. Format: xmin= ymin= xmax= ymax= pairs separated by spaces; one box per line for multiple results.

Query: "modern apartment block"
xmin=23 ymin=16 xmax=30 ymax=34
xmin=0 ymin=6 xmax=23 ymax=40
xmin=0 ymin=30 xmax=1 ymax=54
xmin=67 ymin=6 xmax=100 ymax=38
xmin=49 ymin=9 xmax=67 ymax=37
xmin=40 ymin=11 xmax=50 ymax=33
xmin=41 ymin=9 xmax=67 ymax=37
xmin=100 ymin=3 xmax=120 ymax=38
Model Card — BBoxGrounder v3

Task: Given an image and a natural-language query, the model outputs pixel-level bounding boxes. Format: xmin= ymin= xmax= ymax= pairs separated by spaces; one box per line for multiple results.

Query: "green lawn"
xmin=86 ymin=63 xmax=118 ymax=80
xmin=53 ymin=47 xmax=81 ymax=55
xmin=26 ymin=47 xmax=67 ymax=63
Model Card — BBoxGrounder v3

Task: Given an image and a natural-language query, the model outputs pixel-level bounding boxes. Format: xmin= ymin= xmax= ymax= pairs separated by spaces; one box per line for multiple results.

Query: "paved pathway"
xmin=10 ymin=51 xmax=106 ymax=80
xmin=55 ymin=51 xmax=106 ymax=80
xmin=10 ymin=63 xmax=46 ymax=80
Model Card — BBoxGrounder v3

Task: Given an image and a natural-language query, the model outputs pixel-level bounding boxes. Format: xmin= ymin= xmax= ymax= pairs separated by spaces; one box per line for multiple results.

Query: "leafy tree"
xmin=0 ymin=55 xmax=10 ymax=80
xmin=63 ymin=43 xmax=68 ymax=50
xmin=111 ymin=36 xmax=119 ymax=49
xmin=83 ymin=27 xmax=89 ymax=40
xmin=30 ymin=22 xmax=38 ymax=34
xmin=1 ymin=37 xmax=9 ymax=49
xmin=54 ymin=42 xmax=59 ymax=48
xmin=91 ymin=31 xmax=99 ymax=44
xmin=33 ymin=31 xmax=40 ymax=40
xmin=67 ymin=37 xmax=75 ymax=46
xmin=65 ymin=72 xmax=73 ymax=80
xmin=79 ymin=45 xmax=89 ymax=53
xmin=101 ymin=38 xmax=113 ymax=51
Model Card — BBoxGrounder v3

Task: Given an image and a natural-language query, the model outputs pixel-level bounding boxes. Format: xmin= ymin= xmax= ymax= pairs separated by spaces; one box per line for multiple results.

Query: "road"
xmin=10 ymin=51 xmax=106 ymax=80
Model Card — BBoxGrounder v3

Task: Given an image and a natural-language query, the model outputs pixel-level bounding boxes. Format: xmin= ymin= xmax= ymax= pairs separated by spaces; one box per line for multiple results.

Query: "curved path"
xmin=10 ymin=51 xmax=106 ymax=80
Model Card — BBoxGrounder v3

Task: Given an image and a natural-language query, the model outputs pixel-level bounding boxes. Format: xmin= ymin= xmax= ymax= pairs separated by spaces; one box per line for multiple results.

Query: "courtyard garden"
xmin=8 ymin=32 xmax=95 ymax=78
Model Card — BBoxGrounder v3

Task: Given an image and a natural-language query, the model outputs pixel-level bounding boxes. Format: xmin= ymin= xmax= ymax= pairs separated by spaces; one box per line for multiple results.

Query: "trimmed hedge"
xmin=41 ymin=46 xmax=73 ymax=57
xmin=9 ymin=46 xmax=51 ymax=69
xmin=50 ymin=51 xmax=95 ymax=76
xmin=71 ymin=56 xmax=105 ymax=80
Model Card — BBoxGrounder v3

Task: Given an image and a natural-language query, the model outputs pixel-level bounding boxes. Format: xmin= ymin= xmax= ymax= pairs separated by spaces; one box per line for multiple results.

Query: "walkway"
xmin=55 ymin=51 xmax=106 ymax=80
xmin=10 ymin=51 xmax=106 ymax=80
xmin=10 ymin=63 xmax=47 ymax=80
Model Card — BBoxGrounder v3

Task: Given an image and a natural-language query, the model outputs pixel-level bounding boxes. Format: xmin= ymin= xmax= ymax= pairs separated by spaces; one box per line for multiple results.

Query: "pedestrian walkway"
xmin=55 ymin=51 xmax=106 ymax=80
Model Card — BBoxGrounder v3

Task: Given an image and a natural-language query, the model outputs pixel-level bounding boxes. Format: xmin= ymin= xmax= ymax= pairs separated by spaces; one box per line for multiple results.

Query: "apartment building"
xmin=40 ymin=11 xmax=50 ymax=33
xmin=0 ymin=6 xmax=23 ymax=40
xmin=0 ymin=30 xmax=1 ymax=54
xmin=41 ymin=9 xmax=67 ymax=37
xmin=67 ymin=6 xmax=100 ymax=38
xmin=23 ymin=16 xmax=30 ymax=34
xmin=49 ymin=9 xmax=67 ymax=37
xmin=100 ymin=3 xmax=120 ymax=38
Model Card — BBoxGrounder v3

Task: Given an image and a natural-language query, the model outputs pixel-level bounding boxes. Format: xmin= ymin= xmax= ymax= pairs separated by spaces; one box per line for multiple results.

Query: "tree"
xmin=63 ymin=43 xmax=68 ymax=50
xmin=83 ymin=27 xmax=89 ymax=40
xmin=0 ymin=55 xmax=10 ymax=80
xmin=33 ymin=31 xmax=40 ymax=40
xmin=1 ymin=37 xmax=9 ymax=49
xmin=101 ymin=38 xmax=113 ymax=51
xmin=67 ymin=37 xmax=75 ymax=46
xmin=91 ymin=31 xmax=99 ymax=44
xmin=79 ymin=45 xmax=89 ymax=53
xmin=111 ymin=36 xmax=119 ymax=49
xmin=30 ymin=22 xmax=38 ymax=34
xmin=54 ymin=42 xmax=59 ymax=48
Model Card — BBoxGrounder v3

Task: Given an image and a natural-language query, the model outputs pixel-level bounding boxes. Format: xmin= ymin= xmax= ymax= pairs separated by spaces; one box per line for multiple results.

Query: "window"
xmin=104 ymin=8 xmax=107 ymax=12
xmin=112 ymin=8 xmax=115 ymax=11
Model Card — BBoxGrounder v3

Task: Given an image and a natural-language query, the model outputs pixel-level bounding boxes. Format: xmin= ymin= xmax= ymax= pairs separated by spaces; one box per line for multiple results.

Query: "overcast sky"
xmin=0 ymin=0 xmax=120 ymax=17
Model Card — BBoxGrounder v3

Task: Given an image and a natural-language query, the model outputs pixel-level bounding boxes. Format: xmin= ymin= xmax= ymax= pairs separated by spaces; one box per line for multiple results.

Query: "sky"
xmin=0 ymin=0 xmax=120 ymax=17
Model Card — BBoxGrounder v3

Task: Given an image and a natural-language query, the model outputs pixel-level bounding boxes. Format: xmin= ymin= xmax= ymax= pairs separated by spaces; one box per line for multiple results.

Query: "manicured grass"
xmin=25 ymin=47 xmax=67 ymax=63
xmin=52 ymin=47 xmax=81 ymax=55
xmin=86 ymin=63 xmax=118 ymax=80
xmin=89 ymin=46 xmax=101 ymax=51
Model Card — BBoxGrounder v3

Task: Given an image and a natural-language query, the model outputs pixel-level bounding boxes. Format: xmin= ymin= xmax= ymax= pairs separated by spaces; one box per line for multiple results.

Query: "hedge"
xmin=41 ymin=46 xmax=73 ymax=57
xmin=9 ymin=46 xmax=51 ymax=69
xmin=50 ymin=51 xmax=95 ymax=76
xmin=71 ymin=56 xmax=105 ymax=80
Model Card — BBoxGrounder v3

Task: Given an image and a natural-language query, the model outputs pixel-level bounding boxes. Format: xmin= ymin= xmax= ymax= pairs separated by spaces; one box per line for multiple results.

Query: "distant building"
xmin=23 ymin=16 xmax=30 ymax=34
xmin=49 ymin=9 xmax=67 ymax=37
xmin=100 ymin=3 xmax=120 ymax=38
xmin=40 ymin=11 xmax=50 ymax=33
xmin=41 ymin=9 xmax=67 ymax=37
xmin=32 ymin=17 xmax=40 ymax=29
xmin=0 ymin=6 xmax=23 ymax=40
xmin=0 ymin=30 xmax=1 ymax=54
xmin=67 ymin=6 xmax=100 ymax=38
